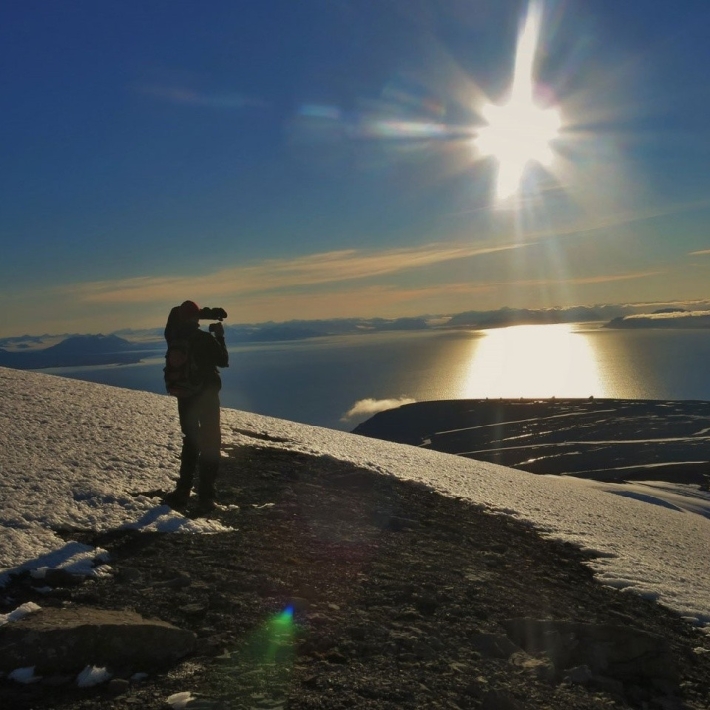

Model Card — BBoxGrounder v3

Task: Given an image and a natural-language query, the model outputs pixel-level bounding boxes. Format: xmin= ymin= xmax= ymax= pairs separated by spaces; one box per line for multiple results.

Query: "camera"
xmin=199 ymin=307 xmax=227 ymax=322
xmin=208 ymin=322 xmax=223 ymax=334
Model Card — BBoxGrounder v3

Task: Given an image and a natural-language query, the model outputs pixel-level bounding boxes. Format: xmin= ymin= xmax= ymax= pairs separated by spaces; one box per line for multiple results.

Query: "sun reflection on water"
xmin=458 ymin=324 xmax=608 ymax=399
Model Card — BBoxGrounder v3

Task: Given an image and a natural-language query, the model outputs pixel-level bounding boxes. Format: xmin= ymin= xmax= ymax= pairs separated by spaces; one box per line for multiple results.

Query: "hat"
xmin=179 ymin=300 xmax=200 ymax=320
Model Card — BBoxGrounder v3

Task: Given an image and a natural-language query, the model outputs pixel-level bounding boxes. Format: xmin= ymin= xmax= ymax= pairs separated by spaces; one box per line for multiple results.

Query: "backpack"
xmin=163 ymin=308 xmax=203 ymax=397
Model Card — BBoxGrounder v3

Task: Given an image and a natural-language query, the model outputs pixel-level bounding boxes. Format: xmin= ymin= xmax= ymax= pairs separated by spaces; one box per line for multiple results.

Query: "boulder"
xmin=469 ymin=633 xmax=521 ymax=659
xmin=502 ymin=618 xmax=677 ymax=683
xmin=0 ymin=606 xmax=195 ymax=673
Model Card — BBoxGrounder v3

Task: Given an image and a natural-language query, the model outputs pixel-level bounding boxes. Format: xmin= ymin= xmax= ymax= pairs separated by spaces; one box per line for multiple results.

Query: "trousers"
xmin=176 ymin=388 xmax=221 ymax=501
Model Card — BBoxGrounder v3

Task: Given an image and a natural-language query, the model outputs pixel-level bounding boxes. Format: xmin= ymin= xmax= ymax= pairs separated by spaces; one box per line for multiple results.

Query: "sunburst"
xmin=476 ymin=2 xmax=562 ymax=199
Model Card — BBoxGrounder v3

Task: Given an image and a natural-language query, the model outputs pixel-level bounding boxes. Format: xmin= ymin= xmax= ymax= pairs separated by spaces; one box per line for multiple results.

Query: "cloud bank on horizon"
xmin=2 ymin=2 xmax=710 ymax=337
xmin=5 ymin=298 xmax=710 ymax=346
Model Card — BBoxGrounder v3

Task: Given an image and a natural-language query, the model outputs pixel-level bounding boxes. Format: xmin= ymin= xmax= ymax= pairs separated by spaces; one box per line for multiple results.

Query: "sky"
xmin=3 ymin=365 xmax=710 ymax=641
xmin=2 ymin=0 xmax=710 ymax=337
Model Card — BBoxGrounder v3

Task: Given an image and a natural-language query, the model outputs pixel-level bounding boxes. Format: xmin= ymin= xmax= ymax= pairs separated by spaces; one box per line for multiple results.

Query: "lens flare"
xmin=475 ymin=1 xmax=562 ymax=199
xmin=205 ymin=606 xmax=297 ymax=705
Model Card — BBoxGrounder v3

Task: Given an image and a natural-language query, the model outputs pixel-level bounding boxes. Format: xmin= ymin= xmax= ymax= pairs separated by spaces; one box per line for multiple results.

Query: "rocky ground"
xmin=2 ymin=442 xmax=710 ymax=709
xmin=353 ymin=399 xmax=710 ymax=482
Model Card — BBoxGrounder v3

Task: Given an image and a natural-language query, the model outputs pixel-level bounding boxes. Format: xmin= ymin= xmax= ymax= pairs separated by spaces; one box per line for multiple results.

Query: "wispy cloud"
xmin=689 ymin=249 xmax=710 ymax=256
xmin=507 ymin=270 xmax=663 ymax=287
xmin=341 ymin=397 xmax=416 ymax=422
xmin=58 ymin=241 xmax=528 ymax=306
xmin=137 ymin=84 xmax=267 ymax=109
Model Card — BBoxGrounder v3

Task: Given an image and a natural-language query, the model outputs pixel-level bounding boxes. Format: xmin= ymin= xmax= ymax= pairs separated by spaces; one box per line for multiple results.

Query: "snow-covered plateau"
xmin=1 ymin=366 xmax=709 ymax=629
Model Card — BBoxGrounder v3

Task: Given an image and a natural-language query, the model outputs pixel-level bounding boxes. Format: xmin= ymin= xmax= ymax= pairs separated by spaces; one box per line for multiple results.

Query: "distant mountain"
xmin=225 ymin=316 xmax=432 ymax=343
xmin=447 ymin=305 xmax=627 ymax=329
xmin=8 ymin=302 xmax=710 ymax=362
xmin=0 ymin=334 xmax=142 ymax=369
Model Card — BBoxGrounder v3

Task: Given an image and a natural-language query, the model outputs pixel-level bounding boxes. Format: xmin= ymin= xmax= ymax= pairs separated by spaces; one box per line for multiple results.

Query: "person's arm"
xmin=208 ymin=323 xmax=229 ymax=368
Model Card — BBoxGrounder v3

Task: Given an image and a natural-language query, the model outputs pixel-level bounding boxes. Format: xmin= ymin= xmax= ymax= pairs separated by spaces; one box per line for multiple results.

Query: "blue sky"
xmin=2 ymin=0 xmax=710 ymax=336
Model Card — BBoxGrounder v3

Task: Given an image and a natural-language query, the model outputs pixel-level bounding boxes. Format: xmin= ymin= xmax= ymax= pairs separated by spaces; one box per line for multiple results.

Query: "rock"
xmin=385 ymin=516 xmax=420 ymax=532
xmin=413 ymin=594 xmax=438 ymax=616
xmin=0 ymin=607 xmax=195 ymax=673
xmin=503 ymin=618 xmax=677 ymax=683
xmin=509 ymin=651 xmax=556 ymax=681
xmin=42 ymin=569 xmax=85 ymax=587
xmin=108 ymin=677 xmax=130 ymax=694
xmin=40 ymin=672 xmax=74 ymax=686
xmin=469 ymin=633 xmax=521 ymax=659
xmin=591 ymin=674 xmax=625 ymax=696
xmin=116 ymin=567 xmax=143 ymax=584
xmin=154 ymin=572 xmax=192 ymax=589
xmin=289 ymin=596 xmax=311 ymax=612
xmin=481 ymin=688 xmax=523 ymax=709
xmin=564 ymin=664 xmax=593 ymax=685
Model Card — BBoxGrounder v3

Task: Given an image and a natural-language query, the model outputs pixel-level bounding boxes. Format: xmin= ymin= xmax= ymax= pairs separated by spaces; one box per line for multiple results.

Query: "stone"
xmin=0 ymin=606 xmax=195 ymax=674
xmin=42 ymin=569 xmax=85 ymax=587
xmin=154 ymin=572 xmax=192 ymax=589
xmin=108 ymin=677 xmax=130 ymax=694
xmin=564 ymin=664 xmax=594 ymax=685
xmin=386 ymin=516 xmax=420 ymax=532
xmin=469 ymin=633 xmax=521 ymax=659
xmin=481 ymin=688 xmax=523 ymax=710
xmin=503 ymin=618 xmax=677 ymax=683
xmin=116 ymin=567 xmax=143 ymax=584
xmin=509 ymin=651 xmax=556 ymax=681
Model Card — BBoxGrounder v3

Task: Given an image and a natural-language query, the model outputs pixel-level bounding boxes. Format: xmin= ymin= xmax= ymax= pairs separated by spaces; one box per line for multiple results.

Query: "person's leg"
xmin=171 ymin=396 xmax=200 ymax=501
xmin=196 ymin=389 xmax=221 ymax=506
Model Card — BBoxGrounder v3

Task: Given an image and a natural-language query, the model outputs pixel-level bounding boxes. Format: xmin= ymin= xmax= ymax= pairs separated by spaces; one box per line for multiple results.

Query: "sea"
xmin=40 ymin=323 xmax=710 ymax=431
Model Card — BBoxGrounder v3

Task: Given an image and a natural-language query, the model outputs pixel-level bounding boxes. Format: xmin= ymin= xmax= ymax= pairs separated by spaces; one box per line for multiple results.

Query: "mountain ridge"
xmin=0 ymin=334 xmax=142 ymax=369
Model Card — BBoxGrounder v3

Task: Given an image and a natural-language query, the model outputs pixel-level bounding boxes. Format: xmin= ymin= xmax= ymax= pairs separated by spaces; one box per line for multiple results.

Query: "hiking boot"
xmin=195 ymin=498 xmax=217 ymax=514
xmin=162 ymin=489 xmax=190 ymax=508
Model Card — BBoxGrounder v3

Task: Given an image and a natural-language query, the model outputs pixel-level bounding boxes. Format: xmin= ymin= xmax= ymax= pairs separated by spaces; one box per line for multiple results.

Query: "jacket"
xmin=164 ymin=308 xmax=229 ymax=392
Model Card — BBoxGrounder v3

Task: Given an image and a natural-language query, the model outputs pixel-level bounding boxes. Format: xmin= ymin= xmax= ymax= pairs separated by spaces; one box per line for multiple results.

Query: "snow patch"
xmin=167 ymin=691 xmax=197 ymax=709
xmin=76 ymin=665 xmax=112 ymax=687
xmin=8 ymin=667 xmax=41 ymax=684
xmin=0 ymin=601 xmax=41 ymax=626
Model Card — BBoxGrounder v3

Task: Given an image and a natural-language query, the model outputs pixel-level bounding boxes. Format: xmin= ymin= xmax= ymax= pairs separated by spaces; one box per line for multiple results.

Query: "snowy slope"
xmin=1 ymin=366 xmax=709 ymax=629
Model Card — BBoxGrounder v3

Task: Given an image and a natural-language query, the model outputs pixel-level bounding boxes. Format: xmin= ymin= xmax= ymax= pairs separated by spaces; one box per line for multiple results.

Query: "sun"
xmin=477 ymin=96 xmax=561 ymax=200
xmin=475 ymin=2 xmax=562 ymax=200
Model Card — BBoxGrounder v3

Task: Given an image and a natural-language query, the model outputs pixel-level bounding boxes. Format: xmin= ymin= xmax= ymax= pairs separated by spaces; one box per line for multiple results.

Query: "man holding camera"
xmin=163 ymin=300 xmax=229 ymax=513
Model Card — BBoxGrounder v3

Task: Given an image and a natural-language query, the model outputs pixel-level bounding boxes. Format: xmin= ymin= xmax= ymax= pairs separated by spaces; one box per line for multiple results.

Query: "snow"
xmin=76 ymin=665 xmax=112 ymax=688
xmin=2 ymin=365 xmax=710 ymax=632
xmin=0 ymin=601 xmax=41 ymax=626
xmin=167 ymin=691 xmax=197 ymax=709
xmin=7 ymin=667 xmax=41 ymax=684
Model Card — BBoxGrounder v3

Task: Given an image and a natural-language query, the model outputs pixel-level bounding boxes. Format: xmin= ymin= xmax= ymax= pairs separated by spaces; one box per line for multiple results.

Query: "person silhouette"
xmin=162 ymin=300 xmax=229 ymax=512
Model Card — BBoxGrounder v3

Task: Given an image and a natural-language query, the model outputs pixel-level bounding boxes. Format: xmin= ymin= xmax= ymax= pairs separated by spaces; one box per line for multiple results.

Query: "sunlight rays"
xmin=475 ymin=2 xmax=562 ymax=200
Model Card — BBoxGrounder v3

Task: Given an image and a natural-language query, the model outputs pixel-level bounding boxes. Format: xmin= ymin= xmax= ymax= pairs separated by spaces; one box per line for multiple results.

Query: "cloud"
xmin=690 ymin=249 xmax=710 ymax=256
xmin=624 ymin=309 xmax=710 ymax=321
xmin=42 ymin=244 xmax=667 ymax=331
xmin=341 ymin=397 xmax=416 ymax=422
xmin=57 ymin=241 xmax=527 ymax=307
xmin=508 ymin=270 xmax=663 ymax=287
xmin=137 ymin=84 xmax=267 ymax=109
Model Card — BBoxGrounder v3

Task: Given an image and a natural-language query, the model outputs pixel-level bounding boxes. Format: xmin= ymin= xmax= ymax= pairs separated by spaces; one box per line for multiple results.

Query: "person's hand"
xmin=211 ymin=322 xmax=224 ymax=338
